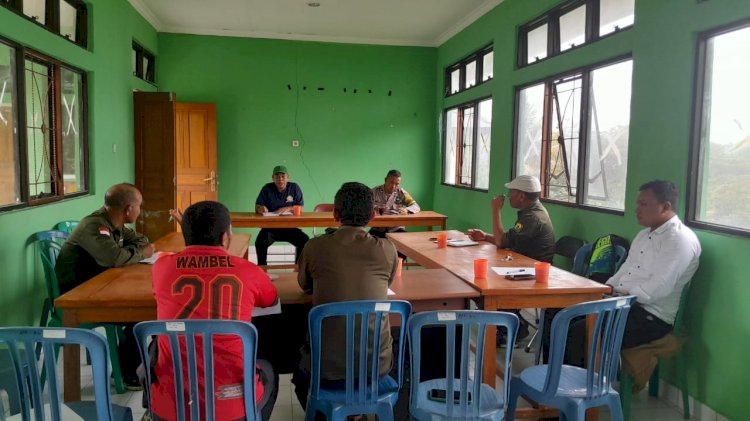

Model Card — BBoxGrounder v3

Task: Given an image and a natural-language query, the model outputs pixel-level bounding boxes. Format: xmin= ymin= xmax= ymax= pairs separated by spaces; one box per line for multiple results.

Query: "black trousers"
xmin=543 ymin=303 xmax=673 ymax=367
xmin=254 ymin=228 xmax=309 ymax=266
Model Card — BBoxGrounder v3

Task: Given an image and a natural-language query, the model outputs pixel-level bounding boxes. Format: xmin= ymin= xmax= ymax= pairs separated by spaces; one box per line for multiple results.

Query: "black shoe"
xmin=496 ymin=323 xmax=530 ymax=347
xmin=123 ymin=375 xmax=143 ymax=391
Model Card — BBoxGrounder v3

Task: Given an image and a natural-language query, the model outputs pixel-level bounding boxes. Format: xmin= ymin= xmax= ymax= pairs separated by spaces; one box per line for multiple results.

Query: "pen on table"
xmin=506 ymin=269 xmax=526 ymax=275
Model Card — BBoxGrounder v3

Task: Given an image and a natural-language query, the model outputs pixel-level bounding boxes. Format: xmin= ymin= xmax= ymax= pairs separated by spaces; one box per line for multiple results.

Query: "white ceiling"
xmin=127 ymin=0 xmax=503 ymax=47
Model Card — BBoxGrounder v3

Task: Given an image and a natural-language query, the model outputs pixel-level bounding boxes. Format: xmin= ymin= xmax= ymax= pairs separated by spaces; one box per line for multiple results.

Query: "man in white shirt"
xmin=607 ymin=180 xmax=701 ymax=349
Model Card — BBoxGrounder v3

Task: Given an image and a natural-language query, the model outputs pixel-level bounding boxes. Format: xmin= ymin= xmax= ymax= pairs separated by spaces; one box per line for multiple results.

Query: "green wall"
xmin=434 ymin=0 xmax=750 ymax=418
xmin=156 ymin=34 xmax=437 ymax=238
xmin=0 ymin=1 xmax=157 ymax=326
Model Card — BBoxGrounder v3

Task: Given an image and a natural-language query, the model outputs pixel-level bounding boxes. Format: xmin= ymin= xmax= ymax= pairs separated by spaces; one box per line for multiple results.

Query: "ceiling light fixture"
xmin=307 ymin=2 xmax=320 ymax=7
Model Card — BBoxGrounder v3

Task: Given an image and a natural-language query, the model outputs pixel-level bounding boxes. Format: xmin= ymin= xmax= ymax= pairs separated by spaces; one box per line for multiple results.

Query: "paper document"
xmin=252 ymin=299 xmax=282 ymax=317
xmin=139 ymin=252 xmax=164 ymax=265
xmin=491 ymin=267 xmax=536 ymax=276
xmin=263 ymin=211 xmax=293 ymax=216
xmin=387 ymin=288 xmax=395 ymax=296
xmin=447 ymin=239 xmax=479 ymax=247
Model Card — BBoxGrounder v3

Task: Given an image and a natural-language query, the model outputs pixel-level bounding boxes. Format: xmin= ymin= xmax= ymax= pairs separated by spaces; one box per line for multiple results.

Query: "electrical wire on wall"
xmin=292 ymin=44 xmax=325 ymax=203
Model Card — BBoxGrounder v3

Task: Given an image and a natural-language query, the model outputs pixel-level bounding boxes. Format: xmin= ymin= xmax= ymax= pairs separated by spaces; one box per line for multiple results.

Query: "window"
xmin=444 ymin=45 xmax=493 ymax=97
xmin=688 ymin=21 xmax=750 ymax=235
xmin=132 ymin=42 xmax=156 ymax=83
xmin=0 ymin=40 xmax=88 ymax=211
xmin=518 ymin=0 xmax=634 ymax=67
xmin=0 ymin=0 xmax=88 ymax=48
xmin=443 ymin=97 xmax=492 ymax=190
xmin=514 ymin=58 xmax=632 ymax=211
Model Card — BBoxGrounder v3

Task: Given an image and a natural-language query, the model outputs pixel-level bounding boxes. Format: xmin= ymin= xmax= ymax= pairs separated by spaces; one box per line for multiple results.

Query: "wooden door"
xmin=175 ymin=102 xmax=218 ymax=220
xmin=133 ymin=92 xmax=176 ymax=241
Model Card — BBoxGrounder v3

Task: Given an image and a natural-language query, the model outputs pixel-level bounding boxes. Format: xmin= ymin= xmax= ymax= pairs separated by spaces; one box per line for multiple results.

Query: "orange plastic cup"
xmin=436 ymin=233 xmax=448 ymax=248
xmin=396 ymin=257 xmax=403 ymax=278
xmin=474 ymin=258 xmax=489 ymax=279
xmin=535 ymin=261 xmax=551 ymax=284
xmin=293 ymin=205 xmax=302 ymax=216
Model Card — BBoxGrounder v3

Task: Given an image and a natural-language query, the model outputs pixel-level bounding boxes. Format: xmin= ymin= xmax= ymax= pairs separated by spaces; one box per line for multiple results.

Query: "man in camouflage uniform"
xmin=55 ymin=182 xmax=155 ymax=389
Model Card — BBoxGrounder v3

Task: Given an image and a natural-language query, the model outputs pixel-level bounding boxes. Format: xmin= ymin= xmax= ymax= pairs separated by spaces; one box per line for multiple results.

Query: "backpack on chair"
xmin=586 ymin=234 xmax=629 ymax=283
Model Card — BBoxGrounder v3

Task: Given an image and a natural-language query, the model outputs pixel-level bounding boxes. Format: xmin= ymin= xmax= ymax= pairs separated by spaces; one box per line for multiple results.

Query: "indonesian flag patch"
xmin=98 ymin=227 xmax=111 ymax=236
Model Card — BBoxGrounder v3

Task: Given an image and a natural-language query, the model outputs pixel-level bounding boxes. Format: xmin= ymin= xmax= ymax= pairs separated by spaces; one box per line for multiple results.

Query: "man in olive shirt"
xmin=55 ymin=183 xmax=155 ymax=388
xmin=292 ymin=182 xmax=398 ymax=408
xmin=468 ymin=175 xmax=555 ymax=342
xmin=468 ymin=174 xmax=555 ymax=263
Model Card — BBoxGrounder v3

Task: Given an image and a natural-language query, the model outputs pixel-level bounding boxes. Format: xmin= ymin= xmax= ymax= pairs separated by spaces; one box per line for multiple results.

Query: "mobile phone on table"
xmin=427 ymin=389 xmax=472 ymax=403
xmin=505 ymin=273 xmax=535 ymax=280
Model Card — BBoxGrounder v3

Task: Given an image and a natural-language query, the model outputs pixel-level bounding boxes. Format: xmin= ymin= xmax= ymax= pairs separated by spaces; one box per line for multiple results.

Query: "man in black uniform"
xmin=55 ymin=182 xmax=155 ymax=389
xmin=469 ymin=175 xmax=555 ymax=342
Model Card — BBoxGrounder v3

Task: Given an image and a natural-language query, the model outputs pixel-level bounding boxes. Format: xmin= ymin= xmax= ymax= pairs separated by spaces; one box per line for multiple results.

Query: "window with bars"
xmin=132 ymin=41 xmax=156 ymax=83
xmin=518 ymin=0 xmax=633 ymax=68
xmin=445 ymin=45 xmax=493 ymax=97
xmin=0 ymin=39 xmax=88 ymax=211
xmin=443 ymin=97 xmax=492 ymax=190
xmin=514 ymin=57 xmax=632 ymax=211
xmin=0 ymin=0 xmax=88 ymax=48
xmin=688 ymin=20 xmax=750 ymax=236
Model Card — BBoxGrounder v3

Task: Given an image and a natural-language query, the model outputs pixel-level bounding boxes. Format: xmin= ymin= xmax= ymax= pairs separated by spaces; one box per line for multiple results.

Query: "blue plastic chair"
xmin=55 ymin=220 xmax=79 ymax=235
xmin=407 ymin=310 xmax=519 ymax=421
xmin=34 ymin=234 xmax=126 ymax=394
xmin=507 ymin=296 xmax=636 ymax=421
xmin=572 ymin=243 xmax=628 ymax=279
xmin=134 ymin=319 xmax=261 ymax=421
xmin=305 ymin=300 xmax=411 ymax=421
xmin=0 ymin=327 xmax=133 ymax=421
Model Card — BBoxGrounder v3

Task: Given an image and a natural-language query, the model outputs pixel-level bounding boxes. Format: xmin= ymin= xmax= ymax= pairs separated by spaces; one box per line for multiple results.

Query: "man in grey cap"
xmin=468 ymin=174 xmax=555 ymax=263
xmin=469 ymin=175 xmax=555 ymax=344
xmin=254 ymin=165 xmax=309 ymax=265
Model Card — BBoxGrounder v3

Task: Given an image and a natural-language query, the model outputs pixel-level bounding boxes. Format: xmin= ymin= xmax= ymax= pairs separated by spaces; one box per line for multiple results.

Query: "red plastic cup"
xmin=535 ymin=261 xmax=551 ymax=284
xmin=293 ymin=205 xmax=302 ymax=216
xmin=436 ymin=233 xmax=448 ymax=248
xmin=396 ymin=257 xmax=403 ymax=278
xmin=474 ymin=258 xmax=489 ymax=279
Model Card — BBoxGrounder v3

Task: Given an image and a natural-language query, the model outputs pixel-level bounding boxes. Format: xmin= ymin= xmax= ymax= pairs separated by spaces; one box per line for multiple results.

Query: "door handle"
xmin=203 ymin=171 xmax=217 ymax=191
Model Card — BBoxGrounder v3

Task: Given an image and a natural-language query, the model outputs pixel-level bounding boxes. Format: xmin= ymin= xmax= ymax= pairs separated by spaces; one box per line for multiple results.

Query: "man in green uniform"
xmin=55 ymin=182 xmax=155 ymax=389
xmin=468 ymin=175 xmax=555 ymax=343
xmin=468 ymin=174 xmax=555 ymax=263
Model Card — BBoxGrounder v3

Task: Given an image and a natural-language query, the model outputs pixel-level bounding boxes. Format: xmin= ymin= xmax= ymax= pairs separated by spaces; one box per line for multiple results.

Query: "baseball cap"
xmin=272 ymin=165 xmax=288 ymax=175
xmin=505 ymin=175 xmax=541 ymax=193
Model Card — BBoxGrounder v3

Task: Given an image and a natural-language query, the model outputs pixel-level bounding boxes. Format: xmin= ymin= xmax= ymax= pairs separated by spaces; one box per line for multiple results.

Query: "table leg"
xmin=482 ymin=324 xmax=496 ymax=386
xmin=63 ymin=312 xmax=81 ymax=402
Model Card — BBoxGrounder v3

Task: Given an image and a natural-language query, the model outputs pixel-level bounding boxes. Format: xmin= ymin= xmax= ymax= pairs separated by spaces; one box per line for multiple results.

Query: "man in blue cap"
xmin=254 ymin=165 xmax=309 ymax=265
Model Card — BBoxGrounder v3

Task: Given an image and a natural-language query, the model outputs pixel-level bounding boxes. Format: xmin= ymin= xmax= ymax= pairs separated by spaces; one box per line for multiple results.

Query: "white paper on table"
xmin=139 ymin=252 xmax=163 ymax=265
xmin=252 ymin=299 xmax=282 ymax=317
xmin=387 ymin=288 xmax=395 ymax=296
xmin=263 ymin=211 xmax=293 ymax=216
xmin=491 ymin=267 xmax=536 ymax=276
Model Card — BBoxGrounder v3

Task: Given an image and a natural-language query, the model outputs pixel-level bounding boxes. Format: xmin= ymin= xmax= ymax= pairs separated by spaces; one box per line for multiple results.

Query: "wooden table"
xmin=55 ymin=233 xmax=475 ymax=401
xmin=230 ymin=210 xmax=447 ymax=230
xmin=387 ymin=230 xmax=611 ymax=419
xmin=55 ymin=232 xmax=250 ymax=402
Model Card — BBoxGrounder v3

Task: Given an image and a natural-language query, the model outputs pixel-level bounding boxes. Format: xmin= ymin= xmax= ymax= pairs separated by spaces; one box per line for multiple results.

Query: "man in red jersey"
xmin=151 ymin=201 xmax=279 ymax=421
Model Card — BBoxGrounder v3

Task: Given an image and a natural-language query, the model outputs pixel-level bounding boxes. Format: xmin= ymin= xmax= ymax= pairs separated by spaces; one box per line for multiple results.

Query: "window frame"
xmin=518 ymin=0 xmax=631 ymax=68
xmin=686 ymin=18 xmax=750 ymax=238
xmin=132 ymin=41 xmax=156 ymax=84
xmin=512 ymin=54 xmax=632 ymax=215
xmin=0 ymin=0 xmax=88 ymax=48
xmin=441 ymin=95 xmax=493 ymax=192
xmin=0 ymin=36 xmax=89 ymax=212
xmin=444 ymin=44 xmax=493 ymax=97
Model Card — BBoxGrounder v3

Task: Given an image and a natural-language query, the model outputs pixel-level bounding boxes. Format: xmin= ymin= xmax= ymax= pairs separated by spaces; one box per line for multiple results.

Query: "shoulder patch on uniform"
xmin=98 ymin=227 xmax=111 ymax=236
xmin=513 ymin=222 xmax=524 ymax=231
